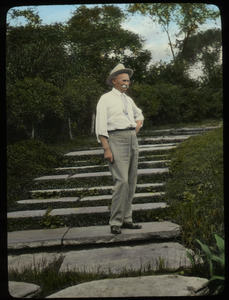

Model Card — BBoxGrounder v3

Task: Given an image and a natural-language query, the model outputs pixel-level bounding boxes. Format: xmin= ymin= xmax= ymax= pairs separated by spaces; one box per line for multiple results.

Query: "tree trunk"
xmin=68 ymin=117 xmax=73 ymax=140
xmin=31 ymin=123 xmax=35 ymax=139
xmin=91 ymin=112 xmax=95 ymax=134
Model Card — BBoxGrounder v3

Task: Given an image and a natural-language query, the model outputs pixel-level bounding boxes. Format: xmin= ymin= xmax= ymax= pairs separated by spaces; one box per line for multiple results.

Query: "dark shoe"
xmin=121 ymin=222 xmax=142 ymax=229
xmin=111 ymin=226 xmax=122 ymax=234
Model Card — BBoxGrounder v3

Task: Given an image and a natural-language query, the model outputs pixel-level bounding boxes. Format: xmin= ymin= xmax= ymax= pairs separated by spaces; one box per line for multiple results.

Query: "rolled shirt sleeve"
xmin=96 ymin=95 xmax=109 ymax=142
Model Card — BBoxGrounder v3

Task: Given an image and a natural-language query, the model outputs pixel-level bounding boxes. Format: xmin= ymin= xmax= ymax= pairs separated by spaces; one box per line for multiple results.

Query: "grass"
xmin=165 ymin=126 xmax=224 ymax=249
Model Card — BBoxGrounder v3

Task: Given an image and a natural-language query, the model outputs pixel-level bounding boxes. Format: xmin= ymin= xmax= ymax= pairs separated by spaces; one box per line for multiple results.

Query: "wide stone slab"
xmin=80 ymin=192 xmax=164 ymax=202
xmin=139 ymin=143 xmax=177 ymax=148
xmin=59 ymin=242 xmax=193 ymax=274
xmin=49 ymin=202 xmax=167 ymax=217
xmin=47 ymin=275 xmax=209 ymax=298
xmin=8 ymin=253 xmax=62 ymax=273
xmin=138 ymin=134 xmax=194 ymax=142
xmin=8 ymin=221 xmax=178 ymax=250
xmin=35 ymin=174 xmax=70 ymax=181
xmin=63 ymin=221 xmax=180 ymax=246
xmin=55 ymin=160 xmax=170 ymax=172
xmin=35 ymin=168 xmax=169 ymax=181
xmin=145 ymin=125 xmax=218 ymax=134
xmin=17 ymin=197 xmax=79 ymax=204
xmin=64 ymin=144 xmax=177 ymax=156
xmin=7 ymin=210 xmax=47 ymax=218
xmin=8 ymin=281 xmax=41 ymax=298
xmin=8 ymin=227 xmax=69 ymax=249
xmin=30 ymin=182 xmax=165 ymax=195
xmin=138 ymin=160 xmax=170 ymax=165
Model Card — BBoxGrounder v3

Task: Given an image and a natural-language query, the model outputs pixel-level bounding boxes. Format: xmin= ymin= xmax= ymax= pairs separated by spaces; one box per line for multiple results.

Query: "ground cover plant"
xmin=165 ymin=127 xmax=224 ymax=249
xmin=7 ymin=140 xmax=61 ymax=209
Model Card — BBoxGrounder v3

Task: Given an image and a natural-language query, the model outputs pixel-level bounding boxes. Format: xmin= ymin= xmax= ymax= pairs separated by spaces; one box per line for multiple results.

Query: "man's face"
xmin=112 ymin=73 xmax=130 ymax=93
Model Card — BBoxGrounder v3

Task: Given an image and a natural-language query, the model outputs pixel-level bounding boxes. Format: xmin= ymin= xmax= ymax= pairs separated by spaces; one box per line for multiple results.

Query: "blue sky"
xmin=7 ymin=4 xmax=221 ymax=65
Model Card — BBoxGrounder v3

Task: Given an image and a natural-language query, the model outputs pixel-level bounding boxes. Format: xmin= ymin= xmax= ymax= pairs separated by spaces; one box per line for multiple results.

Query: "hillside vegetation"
xmin=166 ymin=126 xmax=224 ymax=248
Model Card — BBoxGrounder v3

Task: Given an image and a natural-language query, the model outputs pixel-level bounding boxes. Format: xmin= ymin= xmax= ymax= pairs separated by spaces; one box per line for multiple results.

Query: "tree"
xmin=7 ymin=10 xmax=71 ymax=87
xmin=65 ymin=5 xmax=151 ymax=85
xmin=62 ymin=75 xmax=104 ymax=135
xmin=128 ymin=3 xmax=220 ymax=63
xmin=7 ymin=77 xmax=64 ymax=142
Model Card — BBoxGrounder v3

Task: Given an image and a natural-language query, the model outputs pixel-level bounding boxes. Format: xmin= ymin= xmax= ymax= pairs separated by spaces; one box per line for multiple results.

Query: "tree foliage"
xmin=6 ymin=4 xmax=222 ymax=144
xmin=7 ymin=77 xmax=64 ymax=142
xmin=128 ymin=3 xmax=220 ymax=62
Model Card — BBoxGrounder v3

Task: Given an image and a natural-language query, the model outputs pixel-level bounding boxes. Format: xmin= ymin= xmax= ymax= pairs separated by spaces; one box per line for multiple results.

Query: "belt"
xmin=108 ymin=127 xmax=135 ymax=133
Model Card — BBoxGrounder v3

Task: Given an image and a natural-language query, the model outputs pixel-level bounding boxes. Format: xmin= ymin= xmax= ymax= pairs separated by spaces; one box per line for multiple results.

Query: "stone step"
xmin=46 ymin=275 xmax=209 ymax=298
xmin=8 ymin=202 xmax=168 ymax=219
xmin=58 ymin=242 xmax=193 ymax=274
xmin=143 ymin=125 xmax=219 ymax=135
xmin=49 ymin=202 xmax=167 ymax=217
xmin=139 ymin=143 xmax=177 ymax=148
xmin=16 ymin=192 xmax=164 ymax=205
xmin=9 ymin=241 xmax=194 ymax=275
xmin=8 ymin=210 xmax=47 ymax=218
xmin=17 ymin=197 xmax=79 ymax=205
xmin=30 ymin=182 xmax=165 ymax=196
xmin=80 ymin=192 xmax=164 ymax=202
xmin=64 ymin=144 xmax=177 ymax=157
xmin=8 ymin=221 xmax=179 ymax=250
xmin=9 ymin=281 xmax=41 ymax=298
xmin=34 ymin=168 xmax=169 ymax=181
xmin=138 ymin=134 xmax=194 ymax=142
xmin=55 ymin=160 xmax=170 ymax=171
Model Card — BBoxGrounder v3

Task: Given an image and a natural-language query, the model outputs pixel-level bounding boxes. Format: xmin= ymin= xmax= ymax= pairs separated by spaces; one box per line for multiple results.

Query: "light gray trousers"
xmin=107 ymin=130 xmax=139 ymax=227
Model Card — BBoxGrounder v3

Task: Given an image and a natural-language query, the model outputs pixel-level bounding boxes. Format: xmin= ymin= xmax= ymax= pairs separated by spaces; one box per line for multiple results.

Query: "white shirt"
xmin=96 ymin=88 xmax=144 ymax=141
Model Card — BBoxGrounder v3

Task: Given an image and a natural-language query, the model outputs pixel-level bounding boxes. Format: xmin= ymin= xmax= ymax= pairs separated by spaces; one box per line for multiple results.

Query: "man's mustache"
xmin=121 ymin=85 xmax=129 ymax=88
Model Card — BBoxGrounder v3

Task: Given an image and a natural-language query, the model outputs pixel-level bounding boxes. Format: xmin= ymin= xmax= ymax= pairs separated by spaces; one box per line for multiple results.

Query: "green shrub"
xmin=196 ymin=234 xmax=225 ymax=294
xmin=165 ymin=127 xmax=223 ymax=248
xmin=7 ymin=139 xmax=61 ymax=206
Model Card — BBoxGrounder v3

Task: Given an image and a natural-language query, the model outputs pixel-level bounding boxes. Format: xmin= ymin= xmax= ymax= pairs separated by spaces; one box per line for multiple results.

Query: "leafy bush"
xmin=129 ymin=82 xmax=223 ymax=127
xmin=7 ymin=140 xmax=60 ymax=206
xmin=165 ymin=127 xmax=223 ymax=248
xmin=197 ymin=234 xmax=225 ymax=294
xmin=7 ymin=77 xmax=64 ymax=143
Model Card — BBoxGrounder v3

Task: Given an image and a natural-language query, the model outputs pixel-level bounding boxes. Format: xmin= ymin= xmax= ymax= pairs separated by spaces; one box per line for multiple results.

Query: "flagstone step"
xmin=8 ymin=210 xmax=47 ymax=218
xmin=55 ymin=160 xmax=170 ymax=171
xmin=143 ymin=126 xmax=219 ymax=135
xmin=8 ymin=241 xmax=196 ymax=276
xmin=49 ymin=202 xmax=167 ymax=217
xmin=7 ymin=202 xmax=168 ymax=219
xmin=63 ymin=221 xmax=179 ymax=246
xmin=16 ymin=197 xmax=80 ymax=205
xmin=64 ymin=144 xmax=177 ymax=157
xmin=9 ymin=281 xmax=41 ymax=298
xmin=30 ymin=182 xmax=165 ymax=195
xmin=58 ymin=242 xmax=193 ymax=274
xmin=80 ymin=192 xmax=164 ymax=202
xmin=139 ymin=143 xmax=177 ymax=148
xmin=46 ymin=275 xmax=209 ymax=298
xmin=138 ymin=134 xmax=194 ymax=142
xmin=34 ymin=168 xmax=169 ymax=181
xmin=8 ymin=221 xmax=179 ymax=250
xmin=17 ymin=192 xmax=164 ymax=205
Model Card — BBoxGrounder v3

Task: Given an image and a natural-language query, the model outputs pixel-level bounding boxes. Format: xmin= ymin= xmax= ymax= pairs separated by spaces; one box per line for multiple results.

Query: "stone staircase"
xmin=8 ymin=126 xmax=218 ymax=297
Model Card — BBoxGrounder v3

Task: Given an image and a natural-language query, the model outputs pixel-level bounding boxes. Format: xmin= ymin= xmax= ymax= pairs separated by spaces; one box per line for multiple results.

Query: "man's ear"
xmin=112 ymin=78 xmax=116 ymax=86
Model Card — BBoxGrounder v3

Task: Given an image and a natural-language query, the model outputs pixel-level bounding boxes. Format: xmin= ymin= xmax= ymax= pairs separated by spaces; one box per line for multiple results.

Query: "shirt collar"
xmin=112 ymin=87 xmax=125 ymax=97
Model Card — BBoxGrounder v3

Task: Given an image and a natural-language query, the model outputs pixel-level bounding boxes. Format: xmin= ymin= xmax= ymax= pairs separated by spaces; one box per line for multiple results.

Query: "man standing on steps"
xmin=96 ymin=63 xmax=144 ymax=234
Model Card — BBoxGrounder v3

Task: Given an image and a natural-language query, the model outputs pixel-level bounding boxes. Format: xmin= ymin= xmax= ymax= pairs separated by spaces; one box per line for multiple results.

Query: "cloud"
xmin=122 ymin=15 xmax=173 ymax=63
